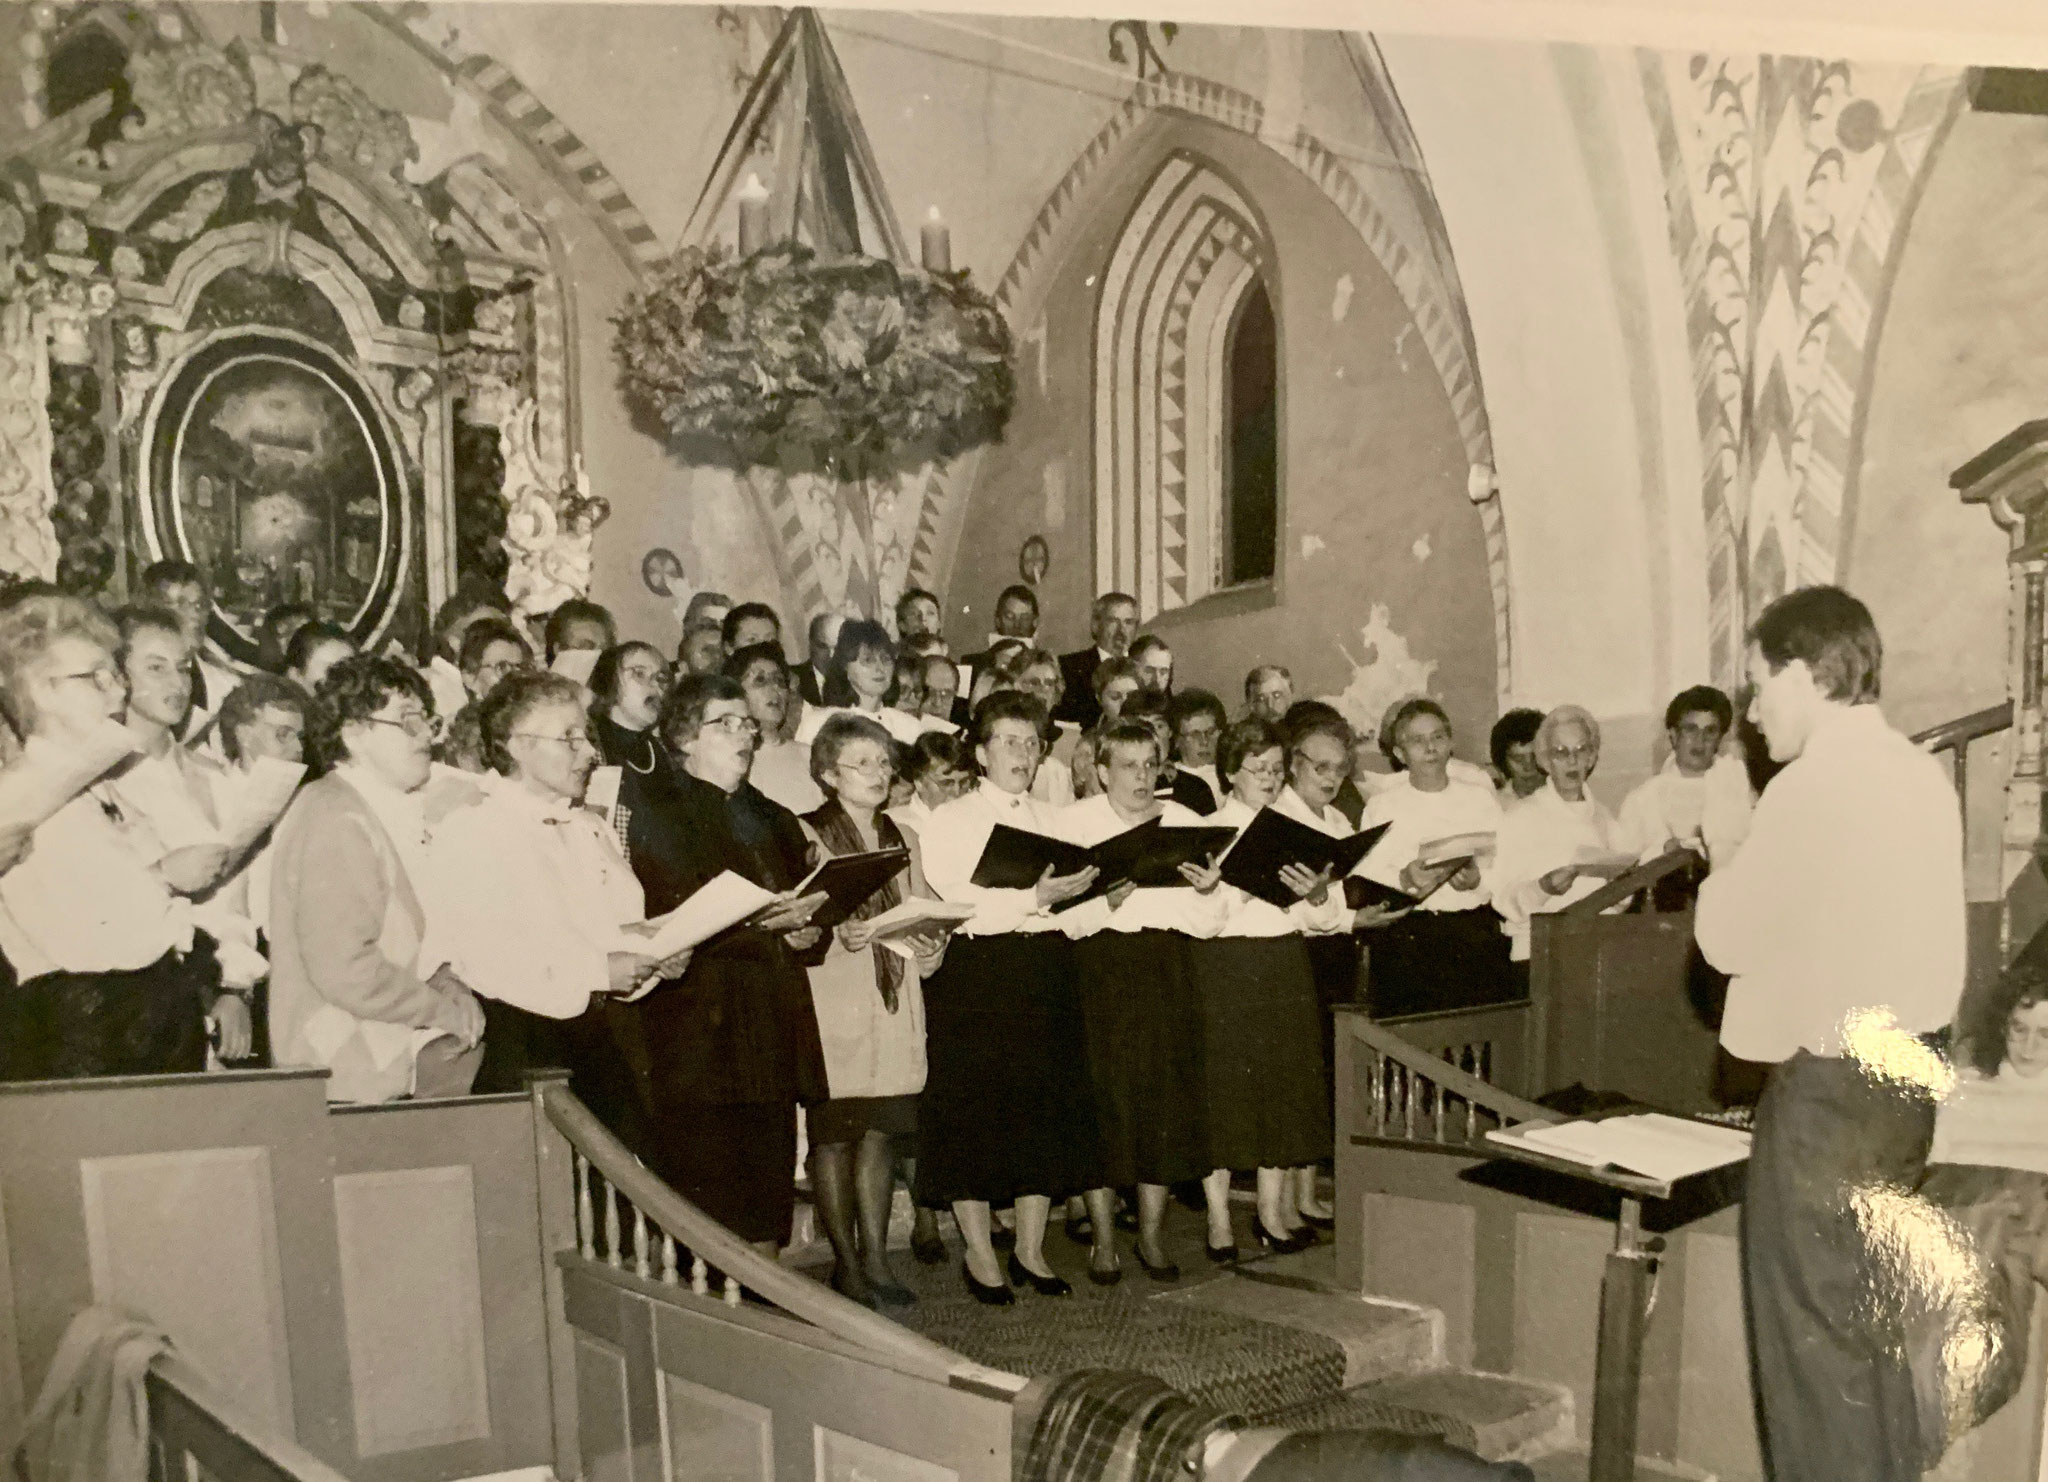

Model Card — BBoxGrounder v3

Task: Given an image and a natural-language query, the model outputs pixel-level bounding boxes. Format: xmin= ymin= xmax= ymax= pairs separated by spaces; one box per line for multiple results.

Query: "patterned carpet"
xmin=796 ymin=1198 xmax=1351 ymax=1418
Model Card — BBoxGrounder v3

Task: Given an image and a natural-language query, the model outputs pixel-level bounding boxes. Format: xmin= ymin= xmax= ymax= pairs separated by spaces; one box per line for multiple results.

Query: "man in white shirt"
xmin=1695 ymin=586 xmax=1964 ymax=1482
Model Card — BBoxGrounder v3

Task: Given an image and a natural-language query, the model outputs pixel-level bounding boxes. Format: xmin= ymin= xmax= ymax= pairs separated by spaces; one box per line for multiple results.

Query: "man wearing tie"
xmin=1055 ymin=592 xmax=1138 ymax=729
xmin=1695 ymin=586 xmax=1964 ymax=1482
xmin=799 ymin=612 xmax=843 ymax=707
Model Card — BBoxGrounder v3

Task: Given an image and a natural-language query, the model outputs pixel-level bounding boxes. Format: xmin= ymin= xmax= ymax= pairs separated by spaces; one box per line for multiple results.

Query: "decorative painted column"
xmin=1952 ymin=422 xmax=2048 ymax=953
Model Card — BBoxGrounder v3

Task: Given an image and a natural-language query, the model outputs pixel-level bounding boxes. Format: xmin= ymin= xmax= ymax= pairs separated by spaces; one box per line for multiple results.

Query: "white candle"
xmin=920 ymin=206 xmax=951 ymax=274
xmin=737 ymin=173 xmax=770 ymax=256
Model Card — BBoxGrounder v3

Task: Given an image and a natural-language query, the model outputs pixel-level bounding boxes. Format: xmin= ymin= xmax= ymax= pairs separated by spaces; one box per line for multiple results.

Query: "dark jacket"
xmin=1056 ymin=648 xmax=1104 ymax=728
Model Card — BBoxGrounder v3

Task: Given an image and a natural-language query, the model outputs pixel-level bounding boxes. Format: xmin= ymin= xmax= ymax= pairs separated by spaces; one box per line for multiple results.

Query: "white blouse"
xmin=1358 ymin=772 xmax=1503 ymax=913
xmin=424 ymin=774 xmax=645 ymax=1019
xmin=1615 ymin=753 xmax=1755 ymax=867
xmin=920 ymin=780 xmax=1069 ymax=936
xmin=1491 ymin=779 xmax=1625 ymax=962
xmin=1212 ymin=795 xmax=1348 ymax=939
xmin=1053 ymin=794 xmax=1227 ymax=939
xmin=750 ymin=738 xmax=826 ymax=816
xmin=795 ymin=704 xmax=926 ymax=746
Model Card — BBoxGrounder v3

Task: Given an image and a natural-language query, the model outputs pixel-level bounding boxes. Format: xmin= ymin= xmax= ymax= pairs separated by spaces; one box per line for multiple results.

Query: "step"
xmin=1255 ymin=1370 xmax=1574 ymax=1463
xmin=1160 ymin=1271 xmax=1441 ymax=1391
xmin=1524 ymin=1449 xmax=1718 ymax=1481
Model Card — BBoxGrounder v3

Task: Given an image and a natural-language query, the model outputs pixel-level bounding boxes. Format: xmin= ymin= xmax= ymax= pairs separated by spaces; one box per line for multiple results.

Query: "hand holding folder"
xmin=798 ymin=847 xmax=912 ymax=930
xmin=1218 ymin=811 xmax=1392 ymax=909
xmin=972 ymin=819 xmax=1236 ymax=913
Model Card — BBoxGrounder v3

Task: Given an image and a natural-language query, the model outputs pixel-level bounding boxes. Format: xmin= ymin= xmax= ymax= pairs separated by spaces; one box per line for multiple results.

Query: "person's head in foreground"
xmin=1746 ymin=584 xmax=1881 ymax=764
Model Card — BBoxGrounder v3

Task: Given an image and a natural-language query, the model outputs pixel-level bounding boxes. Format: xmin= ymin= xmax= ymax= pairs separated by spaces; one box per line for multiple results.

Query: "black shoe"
xmin=870 ymin=1281 xmax=917 ymax=1308
xmin=1007 ymin=1254 xmax=1073 ymax=1298
xmin=911 ymin=1230 xmax=947 ymax=1265
xmin=1134 ymin=1247 xmax=1181 ymax=1283
xmin=1297 ymin=1209 xmax=1335 ymax=1230
xmin=991 ymin=1224 xmax=1017 ymax=1251
xmin=1087 ymin=1260 xmax=1123 ymax=1287
xmin=1256 ymin=1221 xmax=1318 ymax=1254
xmin=1064 ymin=1216 xmax=1094 ymax=1246
xmin=963 ymin=1266 xmax=1015 ymax=1306
xmin=1114 ymin=1207 xmax=1140 ymax=1234
xmin=1206 ymin=1241 xmax=1240 ymax=1264
xmin=830 ymin=1268 xmax=879 ymax=1309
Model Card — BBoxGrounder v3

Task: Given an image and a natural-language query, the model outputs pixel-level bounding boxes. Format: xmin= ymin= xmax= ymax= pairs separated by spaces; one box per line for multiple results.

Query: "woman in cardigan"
xmin=0 ymin=594 xmax=214 ymax=1081
xmin=1196 ymin=717 xmax=1346 ymax=1258
xmin=801 ymin=713 xmax=946 ymax=1307
xmin=428 ymin=672 xmax=688 ymax=1136
xmin=268 ymin=656 xmax=485 ymax=1102
xmin=918 ymin=690 xmax=1113 ymax=1301
xmin=619 ymin=674 xmax=830 ymax=1253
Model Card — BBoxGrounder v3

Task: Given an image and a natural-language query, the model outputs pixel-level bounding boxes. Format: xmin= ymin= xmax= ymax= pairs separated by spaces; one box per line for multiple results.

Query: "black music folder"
xmin=1219 ymin=810 xmax=1392 ymax=908
xmin=801 ymin=847 xmax=912 ymax=930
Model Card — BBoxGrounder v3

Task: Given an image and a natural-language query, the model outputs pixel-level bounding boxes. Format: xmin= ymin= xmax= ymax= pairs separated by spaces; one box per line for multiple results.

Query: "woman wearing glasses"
xmin=1491 ymin=705 xmax=1633 ymax=998
xmin=797 ymin=619 xmax=926 ymax=746
xmin=889 ymin=730 xmax=973 ymax=838
xmin=427 ymin=672 xmax=688 ymax=1120
xmin=0 ymin=595 xmax=212 ymax=1081
xmin=620 ymin=674 xmax=831 ymax=1254
xmin=268 ymin=656 xmax=486 ymax=1102
xmin=917 ymin=690 xmax=1111 ymax=1302
xmin=587 ymin=642 xmax=675 ymax=842
xmin=801 ymin=714 xmax=946 ymax=1307
xmin=999 ymin=649 xmax=1074 ymax=808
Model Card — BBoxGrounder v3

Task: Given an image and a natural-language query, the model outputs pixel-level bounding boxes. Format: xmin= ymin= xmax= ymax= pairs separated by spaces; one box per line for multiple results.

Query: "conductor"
xmin=1695 ymin=586 xmax=1965 ymax=1482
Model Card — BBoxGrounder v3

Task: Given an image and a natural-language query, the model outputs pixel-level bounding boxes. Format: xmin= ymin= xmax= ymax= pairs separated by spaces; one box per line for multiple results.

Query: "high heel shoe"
xmin=1296 ymin=1209 xmax=1335 ymax=1230
xmin=1064 ymin=1216 xmax=1094 ymax=1246
xmin=869 ymin=1280 xmax=917 ymax=1308
xmin=991 ymin=1223 xmax=1017 ymax=1251
xmin=962 ymin=1266 xmax=1015 ymax=1306
xmin=911 ymin=1229 xmax=947 ymax=1266
xmin=1007 ymin=1254 xmax=1073 ymax=1298
xmin=1134 ymin=1246 xmax=1181 ymax=1283
xmin=1087 ymin=1255 xmax=1123 ymax=1287
xmin=1206 ymin=1239 xmax=1240 ymax=1264
xmin=1255 ymin=1221 xmax=1318 ymax=1254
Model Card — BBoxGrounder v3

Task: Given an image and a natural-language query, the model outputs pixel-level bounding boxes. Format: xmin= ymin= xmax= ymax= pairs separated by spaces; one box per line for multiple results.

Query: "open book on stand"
xmin=1486 ymin=1113 xmax=1751 ymax=1184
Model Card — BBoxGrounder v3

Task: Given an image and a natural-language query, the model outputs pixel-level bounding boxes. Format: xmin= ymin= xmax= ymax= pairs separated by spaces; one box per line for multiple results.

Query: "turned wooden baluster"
xmin=1367 ymin=1051 xmax=1384 ymax=1134
xmin=690 ymin=1254 xmax=709 ymax=1296
xmin=574 ymin=1151 xmax=595 ymax=1261
xmin=604 ymin=1181 xmax=623 ymax=1270
xmin=632 ymin=1208 xmax=651 ymax=1280
xmin=660 ymin=1232 xmax=679 ymax=1286
xmin=723 ymin=1276 xmax=742 ymax=1307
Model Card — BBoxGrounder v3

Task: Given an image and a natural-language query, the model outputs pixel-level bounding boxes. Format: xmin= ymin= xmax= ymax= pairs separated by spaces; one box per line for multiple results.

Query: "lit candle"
xmin=920 ymin=206 xmax=952 ymax=274
xmin=737 ymin=173 xmax=770 ymax=256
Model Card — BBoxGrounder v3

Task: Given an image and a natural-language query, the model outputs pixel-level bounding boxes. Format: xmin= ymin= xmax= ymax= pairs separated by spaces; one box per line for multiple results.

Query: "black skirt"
xmin=1190 ymin=936 xmax=1331 ymax=1170
xmin=915 ymin=933 xmax=1105 ymax=1206
xmin=0 ymin=944 xmax=212 ymax=1082
xmin=1361 ymin=907 xmax=1516 ymax=1020
xmin=1071 ymin=929 xmax=1210 ymax=1187
xmin=472 ymin=997 xmax=648 ymax=1152
xmin=645 ymin=1101 xmax=800 ymax=1246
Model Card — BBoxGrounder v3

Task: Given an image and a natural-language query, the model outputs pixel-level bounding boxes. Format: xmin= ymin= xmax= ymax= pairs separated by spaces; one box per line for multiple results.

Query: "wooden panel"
xmin=814 ymin=1427 xmax=959 ymax=1482
xmin=1533 ymin=914 xmax=1719 ymax=1111
xmin=1360 ymin=1193 xmax=1472 ymax=1366
xmin=1511 ymin=1212 xmax=1609 ymax=1442
xmin=1676 ymin=1231 xmax=1760 ymax=1481
xmin=332 ymin=1165 xmax=492 ymax=1456
xmin=664 ymin=1375 xmax=774 ymax=1482
xmin=578 ymin=1331 xmax=637 ymax=1482
xmin=80 ymin=1146 xmax=295 ymax=1433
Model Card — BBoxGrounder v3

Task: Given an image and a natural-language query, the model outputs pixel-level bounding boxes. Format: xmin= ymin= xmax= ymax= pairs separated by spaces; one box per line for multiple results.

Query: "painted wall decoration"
xmin=1323 ymin=604 xmax=1439 ymax=752
xmin=1639 ymin=53 xmax=1966 ymax=684
xmin=142 ymin=330 xmax=406 ymax=665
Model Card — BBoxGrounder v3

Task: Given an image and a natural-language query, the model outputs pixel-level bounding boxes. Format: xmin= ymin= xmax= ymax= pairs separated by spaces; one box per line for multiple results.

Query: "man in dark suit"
xmin=798 ymin=612 xmax=842 ymax=707
xmin=1055 ymin=591 xmax=1138 ymax=728
xmin=958 ymin=584 xmax=1040 ymax=680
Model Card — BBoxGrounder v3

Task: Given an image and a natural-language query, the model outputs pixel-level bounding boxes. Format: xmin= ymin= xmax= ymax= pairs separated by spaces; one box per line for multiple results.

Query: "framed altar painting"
xmin=139 ymin=328 xmax=411 ymax=667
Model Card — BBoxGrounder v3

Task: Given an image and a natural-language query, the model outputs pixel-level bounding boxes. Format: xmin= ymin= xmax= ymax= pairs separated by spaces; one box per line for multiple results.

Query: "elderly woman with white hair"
xmin=1490 ymin=705 xmax=1634 ymax=995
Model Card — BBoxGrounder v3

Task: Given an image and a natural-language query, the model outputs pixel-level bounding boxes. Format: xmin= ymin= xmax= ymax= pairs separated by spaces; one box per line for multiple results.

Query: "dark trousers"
xmin=474 ymin=997 xmax=648 ymax=1154
xmin=1742 ymin=1050 xmax=1934 ymax=1482
xmin=0 ymin=946 xmax=212 ymax=1081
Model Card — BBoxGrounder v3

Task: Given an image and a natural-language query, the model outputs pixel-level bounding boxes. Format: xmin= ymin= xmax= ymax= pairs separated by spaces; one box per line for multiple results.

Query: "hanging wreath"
xmin=611 ymin=243 xmax=1014 ymax=469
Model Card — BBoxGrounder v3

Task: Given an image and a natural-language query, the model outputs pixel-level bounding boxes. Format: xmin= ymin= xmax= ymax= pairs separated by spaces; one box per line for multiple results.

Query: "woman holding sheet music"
xmin=1355 ymin=699 xmax=1511 ymax=1018
xmin=620 ymin=673 xmax=830 ymax=1253
xmin=1196 ymin=717 xmax=1344 ymax=1259
xmin=801 ymin=713 xmax=946 ymax=1309
xmin=426 ymin=671 xmax=686 ymax=1134
xmin=1058 ymin=719 xmax=1229 ymax=1282
xmin=917 ymin=690 xmax=1114 ymax=1302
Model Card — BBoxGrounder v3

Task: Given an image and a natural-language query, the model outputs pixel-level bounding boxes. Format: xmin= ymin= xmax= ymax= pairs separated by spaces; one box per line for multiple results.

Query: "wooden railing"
xmin=1912 ymin=700 xmax=2013 ymax=803
xmin=146 ymin=1354 xmax=352 ymax=1482
xmin=1347 ymin=1009 xmax=1551 ymax=1153
xmin=534 ymin=1077 xmax=1002 ymax=1384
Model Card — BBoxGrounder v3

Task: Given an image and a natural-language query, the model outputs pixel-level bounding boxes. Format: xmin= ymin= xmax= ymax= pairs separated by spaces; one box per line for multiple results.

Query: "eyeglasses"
xmin=621 ymin=664 xmax=672 ymax=687
xmin=834 ymin=757 xmax=893 ymax=778
xmin=514 ymin=730 xmax=597 ymax=752
xmin=365 ymin=712 xmax=434 ymax=739
xmin=987 ymin=733 xmax=1044 ymax=755
xmin=1295 ymin=757 xmax=1347 ymax=779
xmin=1546 ymin=745 xmax=1597 ymax=764
xmin=701 ymin=715 xmax=762 ymax=739
xmin=50 ymin=667 xmax=124 ymax=692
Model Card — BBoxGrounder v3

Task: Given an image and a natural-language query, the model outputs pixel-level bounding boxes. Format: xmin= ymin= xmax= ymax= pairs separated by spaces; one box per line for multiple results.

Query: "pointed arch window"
xmin=1094 ymin=155 xmax=1277 ymax=618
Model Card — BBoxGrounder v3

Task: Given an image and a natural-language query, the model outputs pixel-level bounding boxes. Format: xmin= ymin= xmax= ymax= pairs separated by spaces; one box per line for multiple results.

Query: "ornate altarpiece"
xmin=0 ymin=13 xmax=591 ymax=663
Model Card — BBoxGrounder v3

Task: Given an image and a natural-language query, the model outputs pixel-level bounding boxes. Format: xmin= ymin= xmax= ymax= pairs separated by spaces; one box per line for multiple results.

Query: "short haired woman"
xmin=268 ymin=656 xmax=484 ymax=1101
xmin=917 ymin=690 xmax=1111 ymax=1300
xmin=801 ymin=620 xmax=925 ymax=745
xmin=1491 ymin=705 xmax=1631 ymax=995
xmin=801 ymin=714 xmax=945 ymax=1307
xmin=728 ymin=643 xmax=823 ymax=815
xmin=0 ymin=595 xmax=213 ymax=1080
xmin=618 ymin=673 xmax=831 ymax=1254
xmin=1193 ymin=717 xmax=1347 ymax=1257
xmin=1007 ymin=649 xmax=1074 ymax=808
xmin=891 ymin=730 xmax=972 ymax=837
xmin=586 ymin=640 xmax=675 ymax=847
xmin=429 ymin=671 xmax=683 ymax=1135
xmin=1354 ymin=698 xmax=1511 ymax=1018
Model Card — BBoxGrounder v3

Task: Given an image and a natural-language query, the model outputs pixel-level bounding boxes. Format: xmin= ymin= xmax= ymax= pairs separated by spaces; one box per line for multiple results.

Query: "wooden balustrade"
xmin=1346 ymin=1010 xmax=1551 ymax=1153
xmin=146 ymin=1354 xmax=352 ymax=1482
